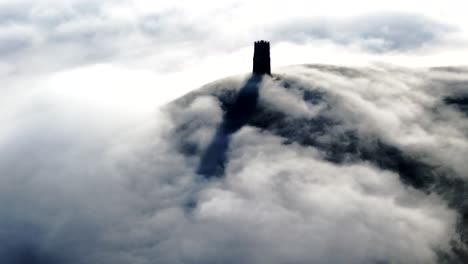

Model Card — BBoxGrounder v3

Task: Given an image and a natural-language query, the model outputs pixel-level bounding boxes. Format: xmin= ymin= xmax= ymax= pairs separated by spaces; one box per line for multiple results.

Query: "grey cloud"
xmin=138 ymin=12 xmax=210 ymax=43
xmin=271 ymin=13 xmax=454 ymax=53
xmin=0 ymin=35 xmax=31 ymax=56
xmin=0 ymin=1 xmax=217 ymax=75
xmin=0 ymin=1 xmax=455 ymax=78
xmin=0 ymin=2 xmax=122 ymax=72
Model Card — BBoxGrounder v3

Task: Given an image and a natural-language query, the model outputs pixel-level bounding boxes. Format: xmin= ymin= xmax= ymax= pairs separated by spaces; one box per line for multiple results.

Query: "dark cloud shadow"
xmin=445 ymin=95 xmax=468 ymax=116
xmin=1 ymin=244 xmax=61 ymax=264
xmin=197 ymin=75 xmax=262 ymax=178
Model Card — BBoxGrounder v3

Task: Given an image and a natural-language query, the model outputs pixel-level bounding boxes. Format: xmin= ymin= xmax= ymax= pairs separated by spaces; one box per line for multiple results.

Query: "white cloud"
xmin=1 ymin=64 xmax=467 ymax=263
xmin=1 ymin=1 xmax=468 ymax=263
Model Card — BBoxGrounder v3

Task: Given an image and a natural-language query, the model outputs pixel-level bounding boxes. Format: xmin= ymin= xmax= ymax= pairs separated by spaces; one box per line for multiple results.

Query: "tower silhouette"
xmin=253 ymin=40 xmax=271 ymax=75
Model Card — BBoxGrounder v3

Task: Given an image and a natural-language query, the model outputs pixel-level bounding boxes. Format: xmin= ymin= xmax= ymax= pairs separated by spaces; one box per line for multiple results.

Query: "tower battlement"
xmin=253 ymin=40 xmax=271 ymax=75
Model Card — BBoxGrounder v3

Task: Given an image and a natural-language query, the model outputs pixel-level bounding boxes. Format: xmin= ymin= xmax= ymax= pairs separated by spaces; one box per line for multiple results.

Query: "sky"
xmin=2 ymin=0 xmax=468 ymax=113
xmin=2 ymin=1 xmax=468 ymax=263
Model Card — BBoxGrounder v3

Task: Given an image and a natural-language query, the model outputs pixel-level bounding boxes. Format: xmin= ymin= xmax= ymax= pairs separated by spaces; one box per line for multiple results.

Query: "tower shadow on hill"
xmin=197 ymin=75 xmax=262 ymax=178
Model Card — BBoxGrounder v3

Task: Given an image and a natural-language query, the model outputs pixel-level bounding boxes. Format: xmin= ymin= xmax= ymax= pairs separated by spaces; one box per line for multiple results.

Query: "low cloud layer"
xmin=2 ymin=1 xmax=468 ymax=263
xmin=1 ymin=64 xmax=467 ymax=263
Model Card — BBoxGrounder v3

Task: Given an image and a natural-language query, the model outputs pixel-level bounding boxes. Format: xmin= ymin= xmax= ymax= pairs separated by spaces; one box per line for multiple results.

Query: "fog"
xmin=1 ymin=64 xmax=467 ymax=263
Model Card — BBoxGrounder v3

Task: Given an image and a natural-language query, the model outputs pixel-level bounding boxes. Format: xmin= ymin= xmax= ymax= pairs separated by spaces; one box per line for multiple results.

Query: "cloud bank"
xmin=2 ymin=64 xmax=467 ymax=263
xmin=2 ymin=1 xmax=468 ymax=263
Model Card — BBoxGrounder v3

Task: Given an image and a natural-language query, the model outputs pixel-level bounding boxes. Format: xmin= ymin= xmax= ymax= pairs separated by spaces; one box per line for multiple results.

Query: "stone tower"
xmin=253 ymin=40 xmax=271 ymax=75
